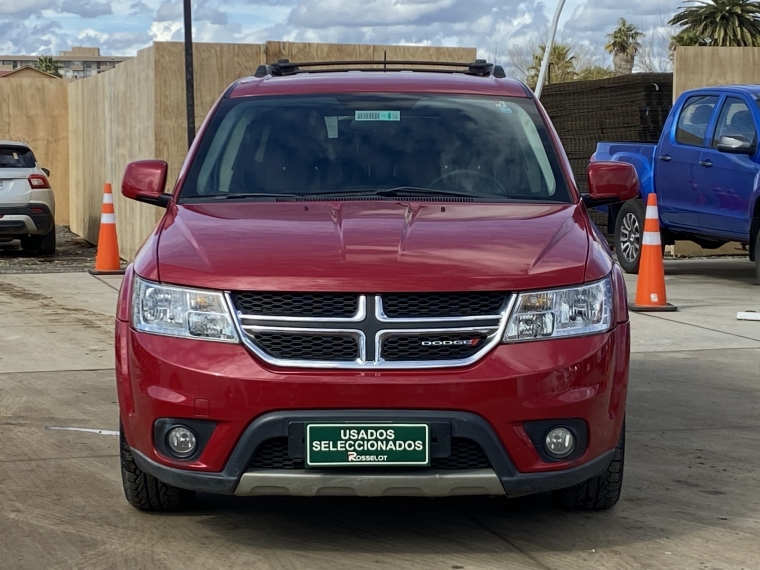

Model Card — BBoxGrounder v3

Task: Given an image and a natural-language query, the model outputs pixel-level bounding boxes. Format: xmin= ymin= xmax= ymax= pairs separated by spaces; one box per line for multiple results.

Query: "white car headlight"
xmin=504 ymin=277 xmax=613 ymax=342
xmin=132 ymin=277 xmax=238 ymax=342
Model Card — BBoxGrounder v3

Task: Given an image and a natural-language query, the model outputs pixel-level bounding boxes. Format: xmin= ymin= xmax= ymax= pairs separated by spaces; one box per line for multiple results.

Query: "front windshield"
xmin=180 ymin=93 xmax=571 ymax=202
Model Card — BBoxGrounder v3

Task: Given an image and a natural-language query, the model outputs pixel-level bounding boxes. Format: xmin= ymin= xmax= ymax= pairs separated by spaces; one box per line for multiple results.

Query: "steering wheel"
xmin=427 ymin=169 xmax=506 ymax=195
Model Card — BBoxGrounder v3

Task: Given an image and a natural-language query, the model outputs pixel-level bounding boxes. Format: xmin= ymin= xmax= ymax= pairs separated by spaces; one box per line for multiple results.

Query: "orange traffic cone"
xmin=629 ymin=193 xmax=676 ymax=312
xmin=89 ymin=183 xmax=125 ymax=275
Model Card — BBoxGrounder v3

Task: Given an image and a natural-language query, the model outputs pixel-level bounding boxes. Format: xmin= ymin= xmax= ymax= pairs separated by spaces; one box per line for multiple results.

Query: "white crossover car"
xmin=0 ymin=141 xmax=56 ymax=255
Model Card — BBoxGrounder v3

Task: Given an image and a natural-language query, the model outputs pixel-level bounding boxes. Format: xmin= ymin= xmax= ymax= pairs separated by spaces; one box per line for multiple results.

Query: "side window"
xmin=712 ymin=97 xmax=758 ymax=148
xmin=675 ymin=95 xmax=718 ymax=147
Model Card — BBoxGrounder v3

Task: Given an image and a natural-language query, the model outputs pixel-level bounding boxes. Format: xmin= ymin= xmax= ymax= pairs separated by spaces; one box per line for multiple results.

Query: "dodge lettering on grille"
xmin=421 ymin=339 xmax=481 ymax=347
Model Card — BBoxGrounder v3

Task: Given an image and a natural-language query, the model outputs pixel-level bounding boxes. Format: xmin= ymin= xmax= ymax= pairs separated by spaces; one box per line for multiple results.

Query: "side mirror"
xmin=122 ymin=160 xmax=170 ymax=208
xmin=41 ymin=167 xmax=50 ymax=177
xmin=717 ymin=134 xmax=755 ymax=155
xmin=583 ymin=161 xmax=640 ymax=208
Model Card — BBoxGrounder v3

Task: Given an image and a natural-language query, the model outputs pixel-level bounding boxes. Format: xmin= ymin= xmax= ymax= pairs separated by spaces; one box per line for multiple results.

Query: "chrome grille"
xmin=230 ymin=292 xmax=513 ymax=369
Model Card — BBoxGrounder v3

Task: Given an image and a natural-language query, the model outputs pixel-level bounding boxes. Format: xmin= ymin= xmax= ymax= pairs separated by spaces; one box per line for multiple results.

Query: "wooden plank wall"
xmin=674 ymin=47 xmax=760 ymax=100
xmin=0 ymin=78 xmax=69 ymax=224
xmin=68 ymin=46 xmax=158 ymax=258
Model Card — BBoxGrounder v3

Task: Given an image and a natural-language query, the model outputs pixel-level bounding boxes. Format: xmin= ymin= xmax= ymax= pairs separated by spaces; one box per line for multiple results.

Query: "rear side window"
xmin=180 ymin=94 xmax=571 ymax=203
xmin=712 ymin=97 xmax=758 ymax=148
xmin=675 ymin=96 xmax=718 ymax=147
xmin=0 ymin=146 xmax=36 ymax=168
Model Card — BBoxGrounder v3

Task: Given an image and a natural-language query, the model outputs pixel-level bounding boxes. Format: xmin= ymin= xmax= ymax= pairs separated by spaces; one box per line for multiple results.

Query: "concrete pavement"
xmin=1 ymin=259 xmax=760 ymax=570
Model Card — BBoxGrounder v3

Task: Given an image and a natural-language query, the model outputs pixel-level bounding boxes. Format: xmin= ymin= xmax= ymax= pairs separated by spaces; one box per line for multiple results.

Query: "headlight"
xmin=132 ymin=277 xmax=238 ymax=342
xmin=504 ymin=277 xmax=613 ymax=342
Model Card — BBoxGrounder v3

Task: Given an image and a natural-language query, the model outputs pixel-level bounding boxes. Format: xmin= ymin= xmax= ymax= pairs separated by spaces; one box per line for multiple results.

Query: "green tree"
xmin=577 ymin=65 xmax=616 ymax=80
xmin=669 ymin=0 xmax=760 ymax=47
xmin=525 ymin=43 xmax=578 ymax=88
xmin=669 ymin=29 xmax=709 ymax=58
xmin=33 ymin=55 xmax=62 ymax=77
xmin=605 ymin=18 xmax=645 ymax=74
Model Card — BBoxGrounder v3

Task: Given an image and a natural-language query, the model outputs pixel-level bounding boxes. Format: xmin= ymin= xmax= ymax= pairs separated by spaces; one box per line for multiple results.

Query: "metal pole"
xmin=534 ymin=0 xmax=567 ymax=100
xmin=183 ymin=0 xmax=195 ymax=149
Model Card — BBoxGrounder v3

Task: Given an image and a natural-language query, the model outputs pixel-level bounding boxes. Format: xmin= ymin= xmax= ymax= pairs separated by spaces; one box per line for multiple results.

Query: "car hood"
xmin=154 ymin=201 xmax=594 ymax=292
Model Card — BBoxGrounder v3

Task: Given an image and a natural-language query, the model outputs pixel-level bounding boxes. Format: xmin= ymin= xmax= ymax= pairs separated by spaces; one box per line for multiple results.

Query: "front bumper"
xmin=0 ymin=204 xmax=54 ymax=235
xmin=130 ymin=410 xmax=615 ymax=497
xmin=117 ymin=321 xmax=629 ymax=497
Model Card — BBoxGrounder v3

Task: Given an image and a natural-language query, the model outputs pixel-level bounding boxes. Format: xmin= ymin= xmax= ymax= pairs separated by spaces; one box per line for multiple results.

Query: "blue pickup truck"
xmin=592 ymin=85 xmax=760 ymax=281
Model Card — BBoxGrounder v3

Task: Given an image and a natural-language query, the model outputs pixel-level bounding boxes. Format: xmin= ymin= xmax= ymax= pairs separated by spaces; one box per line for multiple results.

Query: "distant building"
xmin=0 ymin=46 xmax=129 ymax=79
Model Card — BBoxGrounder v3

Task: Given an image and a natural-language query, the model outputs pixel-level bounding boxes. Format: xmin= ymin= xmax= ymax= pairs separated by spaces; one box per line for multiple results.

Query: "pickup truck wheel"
xmin=120 ymin=427 xmax=194 ymax=511
xmin=552 ymin=421 xmax=625 ymax=510
xmin=615 ymin=200 xmax=645 ymax=273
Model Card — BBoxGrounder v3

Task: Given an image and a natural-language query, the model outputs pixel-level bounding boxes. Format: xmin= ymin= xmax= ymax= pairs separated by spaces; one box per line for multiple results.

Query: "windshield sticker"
xmin=355 ymin=110 xmax=401 ymax=122
xmin=324 ymin=116 xmax=339 ymax=138
xmin=495 ymin=101 xmax=513 ymax=114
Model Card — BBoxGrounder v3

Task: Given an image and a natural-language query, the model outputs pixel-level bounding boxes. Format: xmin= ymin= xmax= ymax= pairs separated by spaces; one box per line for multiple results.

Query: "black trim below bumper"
xmin=129 ymin=410 xmax=616 ymax=498
xmin=0 ymin=204 xmax=54 ymax=234
xmin=0 ymin=220 xmax=27 ymax=233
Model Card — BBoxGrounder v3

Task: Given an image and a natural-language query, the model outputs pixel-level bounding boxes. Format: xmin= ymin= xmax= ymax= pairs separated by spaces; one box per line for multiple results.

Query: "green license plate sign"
xmin=306 ymin=424 xmax=429 ymax=467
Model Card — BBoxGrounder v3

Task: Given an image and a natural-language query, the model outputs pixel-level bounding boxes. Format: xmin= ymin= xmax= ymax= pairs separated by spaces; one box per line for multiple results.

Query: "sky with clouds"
xmin=0 ymin=0 xmax=680 ymax=68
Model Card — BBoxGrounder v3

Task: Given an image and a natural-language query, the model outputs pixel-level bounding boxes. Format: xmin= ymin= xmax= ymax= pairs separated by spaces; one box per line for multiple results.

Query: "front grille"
xmin=233 ymin=292 xmax=358 ymax=318
xmin=382 ymin=333 xmax=489 ymax=361
xmin=235 ymin=292 xmax=510 ymax=368
xmin=252 ymin=333 xmax=359 ymax=361
xmin=248 ymin=437 xmax=491 ymax=470
xmin=381 ymin=292 xmax=507 ymax=319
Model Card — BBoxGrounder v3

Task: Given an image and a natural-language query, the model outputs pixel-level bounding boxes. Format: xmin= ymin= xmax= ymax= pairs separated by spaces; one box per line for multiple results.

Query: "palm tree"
xmin=34 ymin=55 xmax=62 ymax=77
xmin=526 ymin=43 xmax=577 ymax=88
xmin=605 ymin=19 xmax=645 ymax=74
xmin=669 ymin=0 xmax=760 ymax=47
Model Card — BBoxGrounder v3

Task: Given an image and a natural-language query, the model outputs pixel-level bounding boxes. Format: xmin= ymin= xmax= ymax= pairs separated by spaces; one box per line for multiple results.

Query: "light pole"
xmin=534 ymin=0 xmax=567 ymax=100
xmin=183 ymin=0 xmax=195 ymax=149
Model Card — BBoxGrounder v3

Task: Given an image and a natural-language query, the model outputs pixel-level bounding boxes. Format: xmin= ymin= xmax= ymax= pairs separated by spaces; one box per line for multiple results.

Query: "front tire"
xmin=552 ymin=422 xmax=625 ymax=510
xmin=120 ymin=428 xmax=194 ymax=512
xmin=615 ymin=200 xmax=645 ymax=274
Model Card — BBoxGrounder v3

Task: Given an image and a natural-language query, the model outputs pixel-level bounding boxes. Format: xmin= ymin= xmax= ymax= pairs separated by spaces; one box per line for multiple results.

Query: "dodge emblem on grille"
xmin=421 ymin=339 xmax=481 ymax=347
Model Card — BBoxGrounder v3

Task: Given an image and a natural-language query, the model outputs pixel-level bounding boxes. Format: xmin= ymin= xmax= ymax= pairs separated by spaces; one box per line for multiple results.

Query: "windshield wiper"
xmin=371 ymin=186 xmax=483 ymax=199
xmin=298 ymin=188 xmax=485 ymax=199
xmin=211 ymin=192 xmax=307 ymax=200
xmin=187 ymin=188 xmax=499 ymax=201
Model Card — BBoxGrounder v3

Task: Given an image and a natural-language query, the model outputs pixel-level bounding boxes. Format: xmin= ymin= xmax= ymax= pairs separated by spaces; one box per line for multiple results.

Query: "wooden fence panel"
xmin=674 ymin=47 xmax=760 ymax=99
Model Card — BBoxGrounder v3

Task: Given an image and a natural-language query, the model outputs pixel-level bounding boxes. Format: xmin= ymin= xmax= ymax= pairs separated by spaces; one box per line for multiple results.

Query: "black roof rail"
xmin=254 ymin=58 xmax=507 ymax=79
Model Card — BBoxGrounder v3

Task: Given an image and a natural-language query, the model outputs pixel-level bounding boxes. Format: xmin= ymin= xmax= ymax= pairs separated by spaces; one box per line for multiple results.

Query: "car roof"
xmin=228 ymin=71 xmax=532 ymax=99
xmin=0 ymin=140 xmax=31 ymax=148
xmin=684 ymin=85 xmax=760 ymax=98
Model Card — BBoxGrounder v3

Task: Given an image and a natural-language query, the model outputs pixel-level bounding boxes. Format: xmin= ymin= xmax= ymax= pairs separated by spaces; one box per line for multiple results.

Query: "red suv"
xmin=115 ymin=59 xmax=637 ymax=512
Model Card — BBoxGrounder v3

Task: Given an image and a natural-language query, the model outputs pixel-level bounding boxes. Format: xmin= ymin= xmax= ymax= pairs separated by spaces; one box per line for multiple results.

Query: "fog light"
xmin=545 ymin=427 xmax=575 ymax=459
xmin=167 ymin=426 xmax=197 ymax=458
